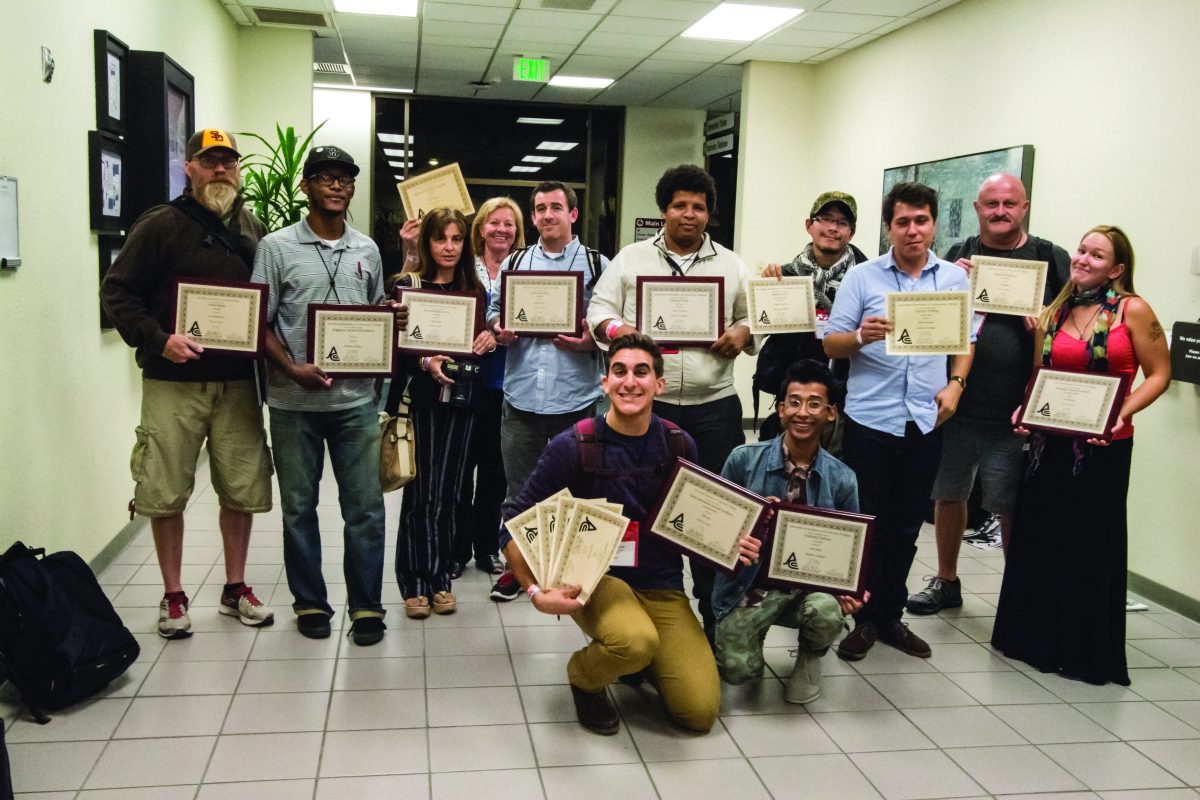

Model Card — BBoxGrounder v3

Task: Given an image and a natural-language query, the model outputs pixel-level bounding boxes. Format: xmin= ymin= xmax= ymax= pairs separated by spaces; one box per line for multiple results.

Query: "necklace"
xmin=1066 ymin=303 xmax=1103 ymax=341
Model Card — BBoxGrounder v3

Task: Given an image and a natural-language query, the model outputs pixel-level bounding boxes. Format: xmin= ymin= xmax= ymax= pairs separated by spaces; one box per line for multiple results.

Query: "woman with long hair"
xmin=992 ymin=225 xmax=1170 ymax=685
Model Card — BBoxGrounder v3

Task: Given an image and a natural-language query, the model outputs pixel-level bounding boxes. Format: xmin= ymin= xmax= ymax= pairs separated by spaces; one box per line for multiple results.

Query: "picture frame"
xmin=93 ymin=30 xmax=129 ymax=135
xmin=97 ymin=234 xmax=125 ymax=329
xmin=757 ymin=504 xmax=875 ymax=599
xmin=127 ymin=50 xmax=195 ymax=221
xmin=89 ymin=130 xmax=128 ymax=232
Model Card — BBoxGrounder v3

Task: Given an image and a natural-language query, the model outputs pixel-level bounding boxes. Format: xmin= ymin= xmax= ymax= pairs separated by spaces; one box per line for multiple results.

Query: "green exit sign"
xmin=513 ymin=57 xmax=550 ymax=83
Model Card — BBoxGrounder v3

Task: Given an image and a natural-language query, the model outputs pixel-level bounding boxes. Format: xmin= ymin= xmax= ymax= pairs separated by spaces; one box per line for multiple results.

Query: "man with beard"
xmin=101 ymin=128 xmax=274 ymax=639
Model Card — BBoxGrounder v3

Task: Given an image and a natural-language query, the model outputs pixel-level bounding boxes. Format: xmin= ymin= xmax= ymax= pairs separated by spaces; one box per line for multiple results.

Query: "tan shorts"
xmin=131 ymin=378 xmax=273 ymax=517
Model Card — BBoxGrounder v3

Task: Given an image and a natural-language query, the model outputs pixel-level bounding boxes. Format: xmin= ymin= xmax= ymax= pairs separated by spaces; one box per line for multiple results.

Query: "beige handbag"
xmin=379 ymin=397 xmax=416 ymax=492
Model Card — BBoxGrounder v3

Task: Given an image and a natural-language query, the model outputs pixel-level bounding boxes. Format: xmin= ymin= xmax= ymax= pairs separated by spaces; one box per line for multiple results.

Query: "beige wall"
xmin=312 ymin=89 xmax=375 ymax=233
xmin=617 ymin=107 xmax=706 ymax=248
xmin=0 ymin=1 xmax=310 ymax=560
xmin=734 ymin=0 xmax=1200 ymax=602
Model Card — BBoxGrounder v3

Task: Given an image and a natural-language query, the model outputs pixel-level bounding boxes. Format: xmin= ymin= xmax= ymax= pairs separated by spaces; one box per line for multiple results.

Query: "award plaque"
xmin=1018 ymin=367 xmax=1130 ymax=440
xmin=635 ymin=276 xmax=724 ymax=347
xmin=396 ymin=287 xmax=483 ymax=356
xmin=759 ymin=504 xmax=874 ymax=598
xmin=970 ymin=255 xmax=1048 ymax=317
xmin=885 ymin=290 xmax=972 ymax=355
xmin=306 ymin=304 xmax=396 ymax=377
xmin=647 ymin=458 xmax=769 ymax=573
xmin=397 ymin=162 xmax=474 ymax=219
xmin=746 ymin=276 xmax=817 ymax=334
xmin=172 ymin=278 xmax=266 ymax=357
xmin=499 ymin=271 xmax=584 ymax=337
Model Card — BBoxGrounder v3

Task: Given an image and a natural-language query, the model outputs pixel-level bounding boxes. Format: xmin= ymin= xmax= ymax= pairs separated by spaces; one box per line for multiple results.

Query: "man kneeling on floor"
xmin=499 ymin=333 xmax=758 ymax=735
xmin=713 ymin=359 xmax=865 ymax=703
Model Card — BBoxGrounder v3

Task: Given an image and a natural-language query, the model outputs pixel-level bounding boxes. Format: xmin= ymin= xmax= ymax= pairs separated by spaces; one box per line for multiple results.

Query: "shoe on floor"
xmin=218 ymin=584 xmax=275 ymax=627
xmin=878 ymin=619 xmax=932 ymax=658
xmin=349 ymin=616 xmax=386 ymax=646
xmin=476 ymin=554 xmax=505 ymax=575
xmin=905 ymin=575 xmax=963 ymax=615
xmin=405 ymin=596 xmax=431 ymax=619
xmin=490 ymin=571 xmax=520 ymax=602
xmin=158 ymin=591 xmax=193 ymax=640
xmin=432 ymin=591 xmax=457 ymax=615
xmin=570 ymin=684 xmax=620 ymax=735
xmin=784 ymin=649 xmax=822 ymax=704
xmin=836 ymin=621 xmax=876 ymax=661
xmin=297 ymin=612 xmax=332 ymax=639
xmin=450 ymin=561 xmax=466 ymax=580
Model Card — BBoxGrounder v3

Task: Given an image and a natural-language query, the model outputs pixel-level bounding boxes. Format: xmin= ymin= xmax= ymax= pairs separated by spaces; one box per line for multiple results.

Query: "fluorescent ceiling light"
xmin=522 ymin=155 xmax=557 ymax=163
xmin=314 ymin=83 xmax=413 ymax=94
xmin=388 ymin=160 xmax=414 ymax=168
xmin=333 ymin=0 xmax=417 ymax=17
xmin=395 ymin=175 xmax=406 ymax=181
xmin=536 ymin=141 xmax=579 ymax=151
xmin=548 ymin=75 xmax=613 ymax=89
xmin=517 ymin=116 xmax=564 ymax=125
xmin=383 ymin=148 xmax=409 ymax=157
xmin=681 ymin=3 xmax=804 ymax=42
xmin=378 ymin=133 xmax=413 ymax=143
xmin=510 ymin=165 xmax=541 ymax=173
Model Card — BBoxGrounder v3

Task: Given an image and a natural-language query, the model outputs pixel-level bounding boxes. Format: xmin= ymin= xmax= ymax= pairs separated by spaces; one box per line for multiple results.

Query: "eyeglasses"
xmin=311 ymin=173 xmax=356 ymax=188
xmin=781 ymin=398 xmax=831 ymax=412
xmin=813 ymin=215 xmax=851 ymax=230
xmin=194 ymin=154 xmax=240 ymax=169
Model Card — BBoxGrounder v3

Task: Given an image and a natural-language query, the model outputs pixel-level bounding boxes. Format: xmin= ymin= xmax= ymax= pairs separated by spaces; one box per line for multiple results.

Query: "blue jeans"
xmin=270 ymin=402 xmax=385 ymax=619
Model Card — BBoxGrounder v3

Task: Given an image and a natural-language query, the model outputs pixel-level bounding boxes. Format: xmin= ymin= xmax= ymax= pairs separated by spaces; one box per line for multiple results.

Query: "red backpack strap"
xmin=574 ymin=417 xmax=600 ymax=474
xmin=659 ymin=418 xmax=687 ymax=459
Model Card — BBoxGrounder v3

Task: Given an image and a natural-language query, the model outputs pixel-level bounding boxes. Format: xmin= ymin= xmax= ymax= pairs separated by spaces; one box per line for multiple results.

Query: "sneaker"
xmin=218 ymin=584 xmax=275 ymax=627
xmin=570 ymin=684 xmax=620 ymax=735
xmin=297 ymin=612 xmax=332 ymax=639
xmin=878 ymin=619 xmax=932 ymax=658
xmin=976 ymin=513 xmax=1001 ymax=537
xmin=489 ymin=571 xmax=520 ymax=602
xmin=905 ymin=576 xmax=962 ymax=615
xmin=450 ymin=561 xmax=466 ymax=580
xmin=432 ymin=591 xmax=457 ymax=615
xmin=158 ymin=591 xmax=193 ymax=639
xmin=784 ymin=649 xmax=822 ymax=704
xmin=476 ymin=554 xmax=505 ymax=575
xmin=836 ymin=622 xmax=876 ymax=661
xmin=349 ymin=616 xmax=386 ymax=646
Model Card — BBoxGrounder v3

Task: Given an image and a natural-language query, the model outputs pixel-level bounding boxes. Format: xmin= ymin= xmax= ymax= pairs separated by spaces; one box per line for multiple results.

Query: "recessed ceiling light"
xmin=548 ymin=75 xmax=613 ymax=89
xmin=383 ymin=148 xmax=409 ymax=157
xmin=314 ymin=82 xmax=413 ymax=94
xmin=517 ymin=116 xmax=565 ymax=125
xmin=522 ymin=155 xmax=557 ymax=163
xmin=333 ymin=0 xmax=417 ymax=17
xmin=378 ymin=133 xmax=413 ymax=143
xmin=536 ymin=141 xmax=579 ymax=152
xmin=681 ymin=3 xmax=804 ymax=42
xmin=388 ymin=160 xmax=414 ymax=168
xmin=395 ymin=175 xmax=406 ymax=181
xmin=510 ymin=165 xmax=541 ymax=173
xmin=428 ymin=158 xmax=439 ymax=166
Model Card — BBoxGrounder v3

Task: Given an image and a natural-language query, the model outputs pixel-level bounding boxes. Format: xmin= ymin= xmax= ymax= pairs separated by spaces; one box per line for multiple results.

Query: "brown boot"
xmin=570 ymin=684 xmax=619 ymax=735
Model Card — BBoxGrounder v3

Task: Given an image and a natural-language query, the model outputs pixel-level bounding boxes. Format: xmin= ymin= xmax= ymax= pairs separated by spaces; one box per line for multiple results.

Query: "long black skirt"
xmin=991 ymin=435 xmax=1133 ymax=686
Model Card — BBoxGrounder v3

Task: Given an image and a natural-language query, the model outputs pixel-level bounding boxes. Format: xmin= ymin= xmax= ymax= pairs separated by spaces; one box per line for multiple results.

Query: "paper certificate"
xmin=1019 ymin=368 xmax=1128 ymax=439
xmin=547 ymin=500 xmax=630 ymax=604
xmin=396 ymin=288 xmax=481 ymax=356
xmin=535 ymin=489 xmax=571 ymax=579
xmin=307 ymin=305 xmax=395 ymax=377
xmin=500 ymin=271 xmax=583 ymax=337
xmin=648 ymin=459 xmax=769 ymax=573
xmin=885 ymin=290 xmax=971 ymax=355
xmin=970 ymin=255 xmax=1048 ymax=317
xmin=746 ymin=277 xmax=816 ymax=334
xmin=763 ymin=506 xmax=873 ymax=598
xmin=397 ymin=163 xmax=474 ymax=220
xmin=636 ymin=276 xmax=724 ymax=346
xmin=504 ymin=505 xmax=543 ymax=583
xmin=173 ymin=279 xmax=266 ymax=357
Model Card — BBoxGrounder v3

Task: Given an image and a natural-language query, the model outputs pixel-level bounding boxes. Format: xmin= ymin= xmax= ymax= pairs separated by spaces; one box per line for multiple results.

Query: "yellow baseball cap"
xmin=186 ymin=128 xmax=241 ymax=160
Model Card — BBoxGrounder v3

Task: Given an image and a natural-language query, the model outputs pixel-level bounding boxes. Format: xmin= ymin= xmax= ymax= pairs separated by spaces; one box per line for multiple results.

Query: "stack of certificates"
xmin=504 ymin=489 xmax=631 ymax=604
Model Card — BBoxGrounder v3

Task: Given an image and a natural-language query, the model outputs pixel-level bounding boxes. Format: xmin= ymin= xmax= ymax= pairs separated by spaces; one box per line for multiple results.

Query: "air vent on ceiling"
xmin=251 ymin=7 xmax=330 ymax=28
xmin=314 ymin=62 xmax=351 ymax=74
xmin=539 ymin=0 xmax=597 ymax=9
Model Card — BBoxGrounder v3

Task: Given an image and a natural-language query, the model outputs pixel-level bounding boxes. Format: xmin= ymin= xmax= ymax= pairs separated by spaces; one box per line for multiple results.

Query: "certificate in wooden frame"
xmin=171 ymin=278 xmax=267 ymax=358
xmin=884 ymin=290 xmax=971 ymax=356
xmin=746 ymin=276 xmax=817 ymax=334
xmin=635 ymin=276 xmax=725 ymax=347
xmin=306 ymin=304 xmax=397 ymax=378
xmin=969 ymin=255 xmax=1048 ymax=317
xmin=94 ymin=30 xmax=129 ymax=135
xmin=758 ymin=504 xmax=874 ymax=599
xmin=89 ymin=131 xmax=128 ymax=232
xmin=499 ymin=270 xmax=584 ymax=337
xmin=395 ymin=287 xmax=484 ymax=356
xmin=1017 ymin=367 xmax=1130 ymax=440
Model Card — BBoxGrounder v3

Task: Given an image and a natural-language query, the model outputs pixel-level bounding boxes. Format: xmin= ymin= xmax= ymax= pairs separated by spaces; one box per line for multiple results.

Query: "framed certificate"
xmin=647 ymin=459 xmax=769 ymax=574
xmin=746 ymin=276 xmax=816 ymax=334
xmin=636 ymin=276 xmax=724 ymax=346
xmin=500 ymin=271 xmax=583 ymax=337
xmin=970 ymin=255 xmax=1048 ymax=317
xmin=397 ymin=162 xmax=474 ymax=219
xmin=306 ymin=304 xmax=396 ymax=377
xmin=885 ymin=290 xmax=971 ymax=355
xmin=396 ymin=287 xmax=483 ymax=356
xmin=172 ymin=278 xmax=266 ymax=357
xmin=1018 ymin=367 xmax=1130 ymax=440
xmin=759 ymin=504 xmax=874 ymax=599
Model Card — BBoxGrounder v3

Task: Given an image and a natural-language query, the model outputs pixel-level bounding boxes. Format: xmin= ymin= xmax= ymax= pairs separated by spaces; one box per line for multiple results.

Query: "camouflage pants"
xmin=714 ymin=590 xmax=845 ymax=685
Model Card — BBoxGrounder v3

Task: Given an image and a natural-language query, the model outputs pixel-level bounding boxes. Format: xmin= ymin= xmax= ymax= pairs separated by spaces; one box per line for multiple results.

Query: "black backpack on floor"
xmin=0 ymin=542 xmax=140 ymax=723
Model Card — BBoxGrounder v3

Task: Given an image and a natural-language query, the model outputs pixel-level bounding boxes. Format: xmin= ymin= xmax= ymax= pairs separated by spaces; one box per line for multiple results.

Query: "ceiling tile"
xmin=511 ymin=8 xmax=602 ymax=29
xmin=765 ymin=27 xmax=857 ymax=47
xmin=818 ymin=0 xmax=929 ymax=15
xmin=609 ymin=0 xmax=715 ymax=21
xmin=250 ymin=0 xmax=327 ymax=11
xmin=907 ymin=0 xmax=963 ymax=17
xmin=636 ymin=58 xmax=709 ymax=76
xmin=423 ymin=1 xmax=514 ymax=23
xmin=595 ymin=15 xmax=688 ymax=36
xmin=471 ymin=80 xmax=544 ymax=101
xmin=558 ymin=54 xmax=642 ymax=77
xmin=577 ymin=30 xmax=673 ymax=54
xmin=420 ymin=47 xmax=494 ymax=72
xmin=787 ymin=10 xmax=893 ymax=33
xmin=344 ymin=36 xmax=417 ymax=56
xmin=726 ymin=43 xmax=823 ymax=63
xmin=655 ymin=38 xmax=743 ymax=62
xmin=334 ymin=14 xmax=419 ymax=37
xmin=422 ymin=19 xmax=506 ymax=40
xmin=502 ymin=26 xmax=589 ymax=46
xmin=870 ymin=17 xmax=912 ymax=35
xmin=518 ymin=0 xmax=620 ymax=10
xmin=313 ymin=37 xmax=345 ymax=62
xmin=804 ymin=47 xmax=846 ymax=62
xmin=596 ymin=84 xmax=671 ymax=106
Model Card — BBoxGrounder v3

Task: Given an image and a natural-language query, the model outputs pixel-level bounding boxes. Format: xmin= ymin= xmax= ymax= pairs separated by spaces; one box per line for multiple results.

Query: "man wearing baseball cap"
xmin=101 ymin=127 xmax=275 ymax=640
xmin=252 ymin=144 xmax=391 ymax=645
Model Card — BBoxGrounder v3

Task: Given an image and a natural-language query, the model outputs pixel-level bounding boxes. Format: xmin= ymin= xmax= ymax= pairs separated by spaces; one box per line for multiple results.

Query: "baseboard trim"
xmin=1128 ymin=570 xmax=1200 ymax=623
xmin=89 ymin=514 xmax=148 ymax=575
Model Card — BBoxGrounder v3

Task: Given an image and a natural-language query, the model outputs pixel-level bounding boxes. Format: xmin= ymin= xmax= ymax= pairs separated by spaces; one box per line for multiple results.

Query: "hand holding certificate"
xmin=397 ymin=163 xmax=474 ymax=219
xmin=970 ymin=255 xmax=1048 ymax=317
xmin=746 ymin=276 xmax=817 ymax=334
xmin=1018 ymin=367 xmax=1129 ymax=440
xmin=500 ymin=271 xmax=583 ymax=337
xmin=173 ymin=278 xmax=267 ymax=357
xmin=636 ymin=276 xmax=724 ymax=347
xmin=396 ymin=287 xmax=483 ymax=356
xmin=885 ymin=290 xmax=971 ymax=355
xmin=307 ymin=304 xmax=396 ymax=377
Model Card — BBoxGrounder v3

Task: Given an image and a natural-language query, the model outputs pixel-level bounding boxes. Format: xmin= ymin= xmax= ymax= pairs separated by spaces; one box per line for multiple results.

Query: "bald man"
xmin=906 ymin=173 xmax=1070 ymax=615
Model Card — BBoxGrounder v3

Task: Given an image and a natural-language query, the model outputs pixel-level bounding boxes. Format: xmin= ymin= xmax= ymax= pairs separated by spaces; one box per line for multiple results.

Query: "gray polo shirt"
xmin=252 ymin=218 xmax=384 ymax=412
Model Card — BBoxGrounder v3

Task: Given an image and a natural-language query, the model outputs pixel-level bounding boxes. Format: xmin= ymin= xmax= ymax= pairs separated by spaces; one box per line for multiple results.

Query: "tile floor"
xmin=6 ymin=461 xmax=1200 ymax=799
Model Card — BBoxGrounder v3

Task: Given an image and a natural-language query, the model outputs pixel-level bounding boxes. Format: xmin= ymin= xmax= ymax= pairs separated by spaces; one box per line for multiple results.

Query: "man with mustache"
xmin=101 ymin=128 xmax=274 ymax=639
xmin=906 ymin=173 xmax=1069 ymax=615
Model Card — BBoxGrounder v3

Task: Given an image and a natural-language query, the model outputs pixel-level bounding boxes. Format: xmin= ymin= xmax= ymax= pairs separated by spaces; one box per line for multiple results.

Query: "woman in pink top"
xmin=992 ymin=225 xmax=1170 ymax=685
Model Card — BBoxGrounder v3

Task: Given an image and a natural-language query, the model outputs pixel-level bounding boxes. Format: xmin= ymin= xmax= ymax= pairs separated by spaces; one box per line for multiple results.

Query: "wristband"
xmin=605 ymin=320 xmax=622 ymax=341
xmin=526 ymin=584 xmax=541 ymax=599
xmin=420 ymin=356 xmax=431 ymax=372
xmin=855 ymin=327 xmax=864 ymax=346
xmin=949 ymin=375 xmax=966 ymax=389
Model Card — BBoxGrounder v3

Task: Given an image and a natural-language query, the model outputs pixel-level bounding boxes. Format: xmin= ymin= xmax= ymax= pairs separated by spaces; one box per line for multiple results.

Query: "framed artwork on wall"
xmin=89 ymin=131 xmax=128 ymax=232
xmin=93 ymin=30 xmax=129 ymax=135
xmin=127 ymin=50 xmax=195 ymax=222
xmin=98 ymin=234 xmax=125 ymax=329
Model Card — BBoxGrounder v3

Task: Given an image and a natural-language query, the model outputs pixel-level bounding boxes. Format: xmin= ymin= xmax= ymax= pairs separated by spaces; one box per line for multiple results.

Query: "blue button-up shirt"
xmin=487 ymin=237 xmax=607 ymax=414
xmin=827 ymin=249 xmax=972 ymax=435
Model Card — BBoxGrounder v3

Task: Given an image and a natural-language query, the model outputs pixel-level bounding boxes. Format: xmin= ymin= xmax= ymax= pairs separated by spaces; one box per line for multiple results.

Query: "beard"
xmin=196 ymin=180 xmax=239 ymax=217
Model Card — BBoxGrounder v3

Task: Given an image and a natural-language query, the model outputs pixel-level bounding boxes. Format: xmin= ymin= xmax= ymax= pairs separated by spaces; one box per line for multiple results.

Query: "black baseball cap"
xmin=303 ymin=145 xmax=360 ymax=178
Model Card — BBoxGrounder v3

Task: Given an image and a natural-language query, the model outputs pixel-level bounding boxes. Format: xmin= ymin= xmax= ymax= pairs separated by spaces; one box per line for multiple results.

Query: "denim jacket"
xmin=711 ymin=435 xmax=860 ymax=621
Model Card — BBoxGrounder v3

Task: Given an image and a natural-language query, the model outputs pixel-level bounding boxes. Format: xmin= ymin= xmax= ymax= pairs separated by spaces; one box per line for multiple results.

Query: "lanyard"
xmin=314 ymin=243 xmax=344 ymax=302
xmin=661 ymin=250 xmax=698 ymax=277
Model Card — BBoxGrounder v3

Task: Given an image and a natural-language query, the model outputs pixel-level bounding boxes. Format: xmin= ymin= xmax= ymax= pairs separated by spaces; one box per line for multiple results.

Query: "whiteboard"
xmin=0 ymin=176 xmax=19 ymax=268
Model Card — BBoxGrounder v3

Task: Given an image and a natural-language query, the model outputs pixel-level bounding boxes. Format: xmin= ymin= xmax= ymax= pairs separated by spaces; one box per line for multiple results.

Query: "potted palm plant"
xmin=238 ymin=122 xmax=325 ymax=232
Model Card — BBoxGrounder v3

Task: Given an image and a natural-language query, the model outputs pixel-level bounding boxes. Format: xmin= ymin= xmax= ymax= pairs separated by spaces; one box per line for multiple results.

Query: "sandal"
xmin=405 ymin=596 xmax=431 ymax=619
xmin=432 ymin=591 xmax=457 ymax=615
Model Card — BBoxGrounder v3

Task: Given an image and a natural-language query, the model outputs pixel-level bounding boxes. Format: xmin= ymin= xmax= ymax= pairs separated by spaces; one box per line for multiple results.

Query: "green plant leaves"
xmin=238 ymin=121 xmax=326 ymax=232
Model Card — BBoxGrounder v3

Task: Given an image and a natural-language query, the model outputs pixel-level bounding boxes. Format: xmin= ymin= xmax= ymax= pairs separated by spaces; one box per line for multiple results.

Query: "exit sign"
xmin=513 ymin=57 xmax=549 ymax=83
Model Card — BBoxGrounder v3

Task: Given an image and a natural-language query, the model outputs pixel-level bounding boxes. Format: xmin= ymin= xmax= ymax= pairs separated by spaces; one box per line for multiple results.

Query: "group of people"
xmin=99 ymin=125 xmax=1169 ymax=741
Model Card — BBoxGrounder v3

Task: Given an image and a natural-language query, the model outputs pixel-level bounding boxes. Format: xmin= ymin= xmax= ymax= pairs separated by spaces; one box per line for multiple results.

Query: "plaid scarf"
xmin=782 ymin=243 xmax=858 ymax=311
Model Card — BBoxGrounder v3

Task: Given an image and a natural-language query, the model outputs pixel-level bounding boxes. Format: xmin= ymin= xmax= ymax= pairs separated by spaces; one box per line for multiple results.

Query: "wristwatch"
xmin=949 ymin=375 xmax=966 ymax=389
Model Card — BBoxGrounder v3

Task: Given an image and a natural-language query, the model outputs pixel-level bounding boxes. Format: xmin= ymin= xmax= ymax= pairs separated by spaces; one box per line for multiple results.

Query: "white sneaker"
xmin=784 ymin=649 xmax=822 ymax=704
xmin=218 ymin=585 xmax=275 ymax=627
xmin=158 ymin=592 xmax=193 ymax=639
